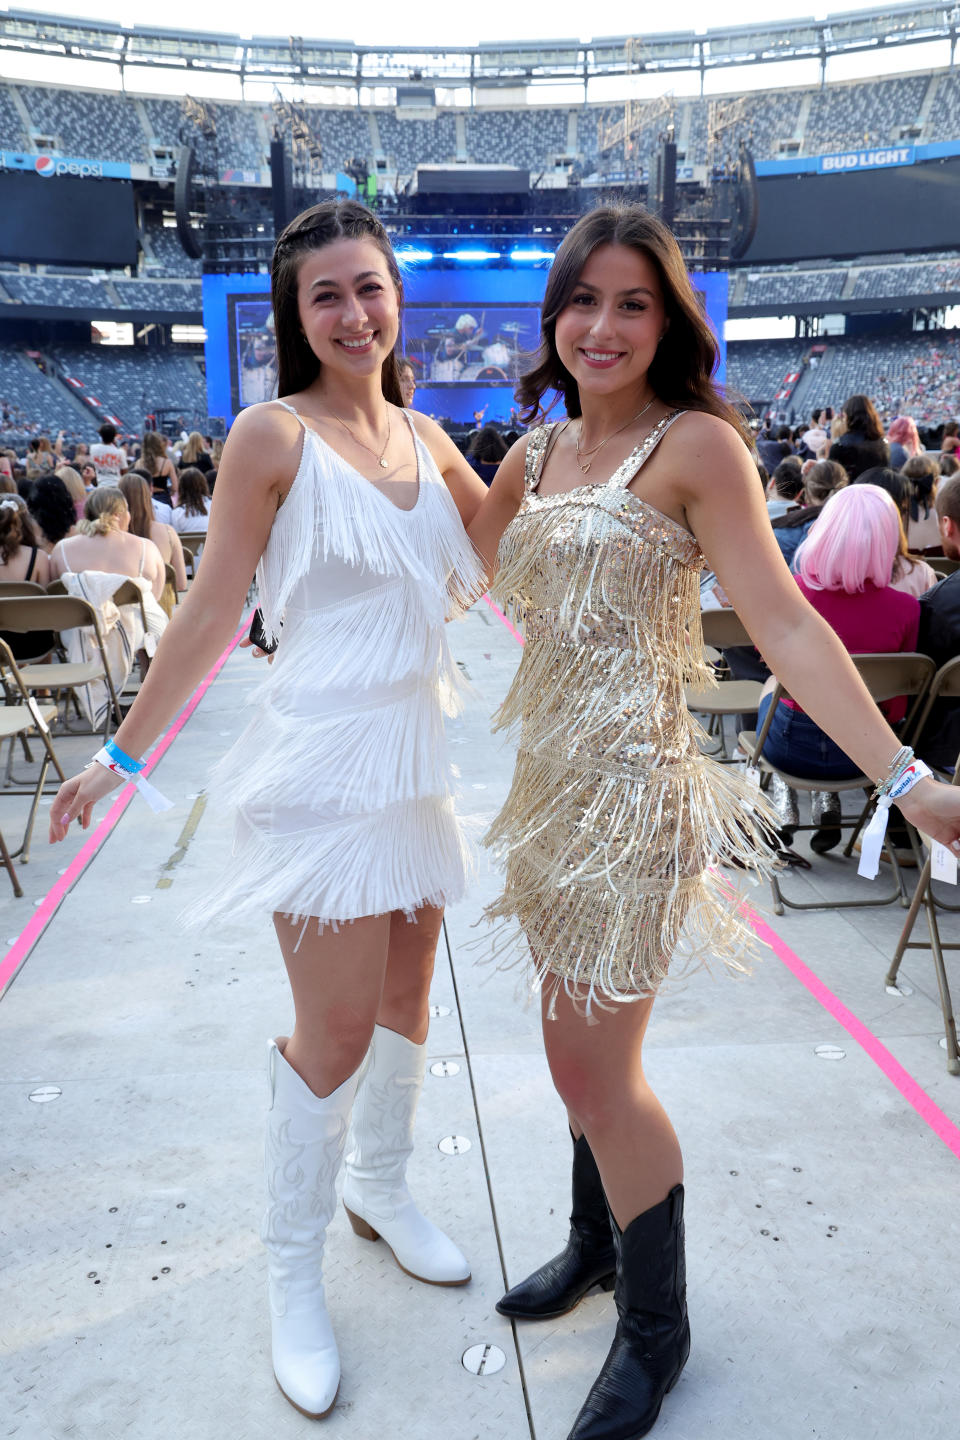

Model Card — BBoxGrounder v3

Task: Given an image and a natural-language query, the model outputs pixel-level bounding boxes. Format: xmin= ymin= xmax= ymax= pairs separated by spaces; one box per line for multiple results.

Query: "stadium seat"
xmin=738 ymin=652 xmax=936 ymax=915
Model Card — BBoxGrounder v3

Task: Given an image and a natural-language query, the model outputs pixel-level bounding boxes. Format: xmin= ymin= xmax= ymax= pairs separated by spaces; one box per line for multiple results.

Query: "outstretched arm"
xmin=49 ymin=404 xmax=301 ymax=840
xmin=677 ymin=413 xmax=960 ymax=849
xmin=410 ymin=411 xmax=488 ymax=528
xmin=466 ymin=435 xmax=527 ymax=576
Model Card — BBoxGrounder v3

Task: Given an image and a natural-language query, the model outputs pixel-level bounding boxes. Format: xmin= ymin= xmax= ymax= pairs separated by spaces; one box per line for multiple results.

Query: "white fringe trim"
xmin=181 ymin=796 xmax=472 ymax=931
xmin=256 ymin=429 xmax=486 ymax=647
xmin=210 ymin=682 xmax=456 ymax=818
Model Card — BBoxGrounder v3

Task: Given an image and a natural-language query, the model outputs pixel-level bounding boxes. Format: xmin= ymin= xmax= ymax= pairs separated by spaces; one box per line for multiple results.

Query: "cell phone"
xmin=248 ymin=607 xmax=278 ymax=654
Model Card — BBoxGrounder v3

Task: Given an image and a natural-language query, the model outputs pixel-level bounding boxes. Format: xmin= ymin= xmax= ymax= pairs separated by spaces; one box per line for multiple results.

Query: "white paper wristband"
xmin=857 ymin=760 xmax=933 ymax=880
xmin=91 ymin=749 xmax=173 ymax=815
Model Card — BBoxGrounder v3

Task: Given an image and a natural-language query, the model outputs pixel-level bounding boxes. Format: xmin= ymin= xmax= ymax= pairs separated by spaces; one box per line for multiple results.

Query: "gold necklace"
xmin=575 ymin=396 xmax=656 ymax=474
xmin=332 ymin=407 xmax=392 ymax=469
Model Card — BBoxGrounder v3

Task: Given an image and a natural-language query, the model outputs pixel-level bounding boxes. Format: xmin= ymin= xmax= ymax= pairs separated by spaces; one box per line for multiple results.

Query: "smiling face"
xmin=296 ymin=237 xmax=400 ymax=383
xmin=553 ymin=243 xmax=667 ymax=402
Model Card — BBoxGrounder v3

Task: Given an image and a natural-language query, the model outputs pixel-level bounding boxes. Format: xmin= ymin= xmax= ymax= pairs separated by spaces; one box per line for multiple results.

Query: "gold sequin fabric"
xmin=483 ymin=413 xmax=778 ymax=1011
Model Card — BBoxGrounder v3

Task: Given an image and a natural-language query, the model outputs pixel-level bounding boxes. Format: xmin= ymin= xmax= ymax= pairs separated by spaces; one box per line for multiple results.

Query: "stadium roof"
xmin=0 ymin=2 xmax=954 ymax=87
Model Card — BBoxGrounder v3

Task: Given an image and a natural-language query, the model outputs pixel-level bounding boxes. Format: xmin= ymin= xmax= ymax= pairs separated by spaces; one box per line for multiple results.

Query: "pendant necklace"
xmin=333 ymin=407 xmax=392 ymax=468
xmin=575 ymin=396 xmax=656 ymax=475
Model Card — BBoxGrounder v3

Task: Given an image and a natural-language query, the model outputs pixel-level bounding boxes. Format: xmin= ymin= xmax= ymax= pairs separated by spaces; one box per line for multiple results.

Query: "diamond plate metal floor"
xmin=2 ymin=604 xmax=959 ymax=1440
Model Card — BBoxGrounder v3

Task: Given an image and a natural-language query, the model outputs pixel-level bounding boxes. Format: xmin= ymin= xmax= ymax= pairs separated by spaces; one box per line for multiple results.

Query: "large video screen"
xmin=203 ymin=266 xmax=727 ymax=428
xmin=401 ymin=304 xmax=539 ymax=385
xmin=227 ymin=295 xmax=277 ymax=414
xmin=0 ymin=172 xmax=137 ymax=267
xmin=746 ymin=157 xmax=960 ymax=263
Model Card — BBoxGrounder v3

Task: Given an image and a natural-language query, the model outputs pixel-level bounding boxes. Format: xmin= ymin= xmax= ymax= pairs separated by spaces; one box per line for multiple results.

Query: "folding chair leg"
xmin=0 ymin=823 xmax=23 ymax=897
xmin=885 ymin=857 xmax=929 ymax=988
xmin=16 ymin=754 xmax=50 ymax=864
xmin=921 ymin=882 xmax=960 ymax=1076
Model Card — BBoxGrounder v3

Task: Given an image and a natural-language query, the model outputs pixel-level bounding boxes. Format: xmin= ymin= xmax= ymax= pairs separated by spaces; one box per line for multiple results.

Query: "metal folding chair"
xmin=684 ymin=610 xmax=765 ymax=761
xmin=738 ymin=652 xmax=936 ymax=914
xmin=0 ymin=594 xmax=125 ymax=740
xmin=0 ymin=581 xmax=47 ymax=597
xmin=0 ymin=638 xmax=63 ymax=892
xmin=886 ymin=657 xmax=960 ymax=1073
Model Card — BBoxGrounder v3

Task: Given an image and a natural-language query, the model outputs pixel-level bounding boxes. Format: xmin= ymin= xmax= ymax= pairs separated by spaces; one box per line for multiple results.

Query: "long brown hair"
xmin=842 ymin=394 xmax=884 ymax=442
xmin=141 ymin=430 xmax=169 ymax=477
xmin=516 ymin=204 xmax=747 ymax=440
xmin=0 ymin=497 xmax=37 ymax=565
xmin=177 ymin=466 xmax=209 ymax=517
xmin=119 ymin=473 xmax=155 ymax=539
xmin=271 ymin=199 xmax=404 ymax=406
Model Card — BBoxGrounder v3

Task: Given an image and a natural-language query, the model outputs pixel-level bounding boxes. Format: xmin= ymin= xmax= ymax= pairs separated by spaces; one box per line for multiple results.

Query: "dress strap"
xmin=608 ymin=410 xmax=686 ymax=491
xmin=24 ymin=546 xmax=36 ymax=582
xmin=524 ymin=423 xmax=561 ymax=494
xmin=272 ymin=400 xmax=307 ymax=430
xmin=138 ymin=537 xmax=147 ymax=576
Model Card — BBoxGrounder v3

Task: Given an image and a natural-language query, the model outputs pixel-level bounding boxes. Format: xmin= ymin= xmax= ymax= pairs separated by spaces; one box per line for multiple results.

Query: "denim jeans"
xmin=757 ymin=694 xmax=860 ymax=780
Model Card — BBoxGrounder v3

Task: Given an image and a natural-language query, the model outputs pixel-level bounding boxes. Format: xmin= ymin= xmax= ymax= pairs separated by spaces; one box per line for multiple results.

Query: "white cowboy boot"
xmin=342 ymin=1024 xmax=471 ymax=1286
xmin=262 ymin=1038 xmax=360 ymax=1419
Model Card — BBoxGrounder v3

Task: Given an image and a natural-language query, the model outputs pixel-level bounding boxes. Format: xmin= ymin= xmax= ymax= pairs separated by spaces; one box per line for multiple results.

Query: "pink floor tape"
xmin=482 ymin=594 xmax=524 ymax=645
xmin=483 ymin=588 xmax=960 ymax=1164
xmin=0 ymin=615 xmax=250 ymax=1000
xmin=744 ymin=905 xmax=960 ymax=1163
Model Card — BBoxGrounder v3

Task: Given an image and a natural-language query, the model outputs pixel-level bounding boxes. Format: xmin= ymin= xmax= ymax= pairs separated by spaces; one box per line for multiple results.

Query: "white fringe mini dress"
xmin=483 ymin=412 xmax=777 ymax=1010
xmin=190 ymin=401 xmax=484 ymax=931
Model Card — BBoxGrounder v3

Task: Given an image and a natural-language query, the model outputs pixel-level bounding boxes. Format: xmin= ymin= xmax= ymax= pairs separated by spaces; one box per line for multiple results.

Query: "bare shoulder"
xmin=669 ymin=408 xmax=749 ymax=455
xmin=406 ymin=408 xmax=444 ymax=443
xmin=227 ymin=400 xmax=301 ymax=446
xmin=664 ymin=410 xmax=756 ymax=498
xmin=406 ymin=408 xmax=461 ymax=461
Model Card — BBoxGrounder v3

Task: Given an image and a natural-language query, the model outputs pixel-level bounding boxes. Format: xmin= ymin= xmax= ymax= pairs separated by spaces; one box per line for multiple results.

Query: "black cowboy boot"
xmin=496 ymin=1132 xmax=616 ymax=1320
xmin=567 ymin=1184 xmax=690 ymax=1440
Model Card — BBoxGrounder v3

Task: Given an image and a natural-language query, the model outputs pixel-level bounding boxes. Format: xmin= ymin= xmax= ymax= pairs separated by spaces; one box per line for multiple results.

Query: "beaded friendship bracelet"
xmin=859 ymin=752 xmax=933 ymax=879
xmin=871 ymin=745 xmax=914 ymax=802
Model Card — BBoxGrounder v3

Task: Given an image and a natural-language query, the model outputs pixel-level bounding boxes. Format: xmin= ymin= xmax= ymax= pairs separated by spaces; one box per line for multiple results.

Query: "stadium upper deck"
xmin=2 ymin=68 xmax=960 ymax=179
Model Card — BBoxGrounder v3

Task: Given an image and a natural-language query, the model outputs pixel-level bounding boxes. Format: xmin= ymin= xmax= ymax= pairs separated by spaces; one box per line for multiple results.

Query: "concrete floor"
xmin=1 ymin=601 xmax=959 ymax=1440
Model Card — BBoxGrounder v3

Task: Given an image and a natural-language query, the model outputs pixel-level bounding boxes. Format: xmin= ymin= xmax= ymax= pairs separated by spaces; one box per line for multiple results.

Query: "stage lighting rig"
xmin=172 ymin=95 xmax=222 ymax=261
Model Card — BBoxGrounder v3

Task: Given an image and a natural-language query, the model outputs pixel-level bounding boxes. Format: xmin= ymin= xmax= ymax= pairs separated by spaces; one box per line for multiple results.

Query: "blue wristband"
xmin=104 ymin=737 xmax=144 ymax=774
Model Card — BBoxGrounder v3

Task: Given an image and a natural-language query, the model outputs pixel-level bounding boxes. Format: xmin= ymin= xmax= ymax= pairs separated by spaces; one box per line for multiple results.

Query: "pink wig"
xmin=887 ymin=415 xmax=921 ymax=457
xmin=795 ymin=484 xmax=900 ymax=593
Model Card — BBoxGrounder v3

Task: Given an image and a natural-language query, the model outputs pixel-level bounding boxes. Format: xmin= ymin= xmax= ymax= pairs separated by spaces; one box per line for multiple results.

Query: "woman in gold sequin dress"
xmin=468 ymin=206 xmax=960 ymax=1440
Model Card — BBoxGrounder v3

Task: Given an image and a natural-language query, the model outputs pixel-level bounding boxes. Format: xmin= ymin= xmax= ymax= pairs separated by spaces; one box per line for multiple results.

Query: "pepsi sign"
xmin=0 ymin=150 xmax=131 ymax=180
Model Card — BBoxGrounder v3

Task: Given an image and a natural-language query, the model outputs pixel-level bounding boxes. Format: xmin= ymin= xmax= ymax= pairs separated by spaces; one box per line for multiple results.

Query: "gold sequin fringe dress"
xmin=483 ymin=412 xmax=779 ymax=1012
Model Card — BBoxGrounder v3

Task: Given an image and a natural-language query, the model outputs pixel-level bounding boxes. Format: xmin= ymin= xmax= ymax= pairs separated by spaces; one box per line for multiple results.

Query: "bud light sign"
xmin=818 ymin=146 xmax=915 ymax=175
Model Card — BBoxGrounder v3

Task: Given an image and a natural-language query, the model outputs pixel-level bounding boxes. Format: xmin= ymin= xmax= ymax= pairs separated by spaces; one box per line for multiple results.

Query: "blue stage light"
xmin=508 ymin=248 xmax=554 ymax=262
xmin=395 ymin=246 xmax=434 ymax=262
xmin=442 ymin=249 xmax=500 ymax=262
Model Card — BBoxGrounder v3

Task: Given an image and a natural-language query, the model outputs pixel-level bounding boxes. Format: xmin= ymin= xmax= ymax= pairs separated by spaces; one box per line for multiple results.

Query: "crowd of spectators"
xmin=723 ymin=391 xmax=960 ymax=858
xmin=2 ymin=372 xmax=959 ymax=865
xmin=0 ymin=419 xmax=221 ymax=585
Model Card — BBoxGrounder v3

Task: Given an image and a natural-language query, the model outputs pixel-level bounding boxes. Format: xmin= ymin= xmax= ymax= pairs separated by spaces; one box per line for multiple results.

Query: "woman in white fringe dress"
xmin=49 ymin=200 xmax=488 ymax=1421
